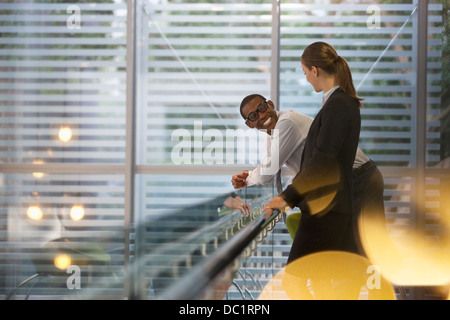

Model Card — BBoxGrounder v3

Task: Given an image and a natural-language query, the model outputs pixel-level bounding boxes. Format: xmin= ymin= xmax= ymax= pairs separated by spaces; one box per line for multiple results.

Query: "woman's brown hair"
xmin=301 ymin=41 xmax=363 ymax=107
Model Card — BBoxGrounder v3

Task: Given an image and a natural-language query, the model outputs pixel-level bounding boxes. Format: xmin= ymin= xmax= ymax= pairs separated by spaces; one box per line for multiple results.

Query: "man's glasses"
xmin=244 ymin=100 xmax=269 ymax=122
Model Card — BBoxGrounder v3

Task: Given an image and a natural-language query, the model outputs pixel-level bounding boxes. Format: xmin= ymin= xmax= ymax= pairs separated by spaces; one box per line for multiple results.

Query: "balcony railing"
xmin=4 ymin=183 xmax=284 ymax=300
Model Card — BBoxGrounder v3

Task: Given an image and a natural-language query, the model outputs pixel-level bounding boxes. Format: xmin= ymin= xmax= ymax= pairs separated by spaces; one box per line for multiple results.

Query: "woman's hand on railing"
xmin=262 ymin=195 xmax=287 ymax=219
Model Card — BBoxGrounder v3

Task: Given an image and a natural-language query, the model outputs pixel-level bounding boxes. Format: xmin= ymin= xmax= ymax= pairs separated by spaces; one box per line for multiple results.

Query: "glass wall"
xmin=278 ymin=0 xmax=448 ymax=299
xmin=0 ymin=1 xmax=129 ymax=298
xmin=1 ymin=0 xmax=448 ymax=299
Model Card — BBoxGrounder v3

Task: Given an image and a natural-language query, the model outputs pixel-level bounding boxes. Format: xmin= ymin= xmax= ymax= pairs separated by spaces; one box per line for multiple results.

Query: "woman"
xmin=263 ymin=42 xmax=363 ymax=263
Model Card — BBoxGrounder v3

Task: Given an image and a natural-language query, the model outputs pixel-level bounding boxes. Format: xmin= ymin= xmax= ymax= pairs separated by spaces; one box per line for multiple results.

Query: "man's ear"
xmin=267 ymin=100 xmax=276 ymax=110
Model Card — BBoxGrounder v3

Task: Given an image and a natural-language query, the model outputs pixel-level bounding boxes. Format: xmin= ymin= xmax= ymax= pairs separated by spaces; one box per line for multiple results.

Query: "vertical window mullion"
xmin=125 ymin=0 xmax=138 ymax=299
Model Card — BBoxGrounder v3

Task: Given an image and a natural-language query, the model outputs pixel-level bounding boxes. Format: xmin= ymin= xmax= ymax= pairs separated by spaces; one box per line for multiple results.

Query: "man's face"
xmin=242 ymin=97 xmax=278 ymax=135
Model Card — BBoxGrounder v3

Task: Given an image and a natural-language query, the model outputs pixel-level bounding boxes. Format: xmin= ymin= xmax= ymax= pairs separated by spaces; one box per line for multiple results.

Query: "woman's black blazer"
xmin=281 ymin=88 xmax=361 ymax=216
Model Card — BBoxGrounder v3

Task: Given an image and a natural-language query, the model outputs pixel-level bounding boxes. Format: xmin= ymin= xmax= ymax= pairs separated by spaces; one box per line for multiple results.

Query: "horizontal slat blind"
xmin=137 ymin=1 xmax=272 ymax=167
xmin=0 ymin=2 xmax=128 ymax=165
xmin=0 ymin=1 xmax=128 ymax=299
xmin=138 ymin=174 xmax=238 ymax=214
xmin=279 ymin=2 xmax=443 ymax=168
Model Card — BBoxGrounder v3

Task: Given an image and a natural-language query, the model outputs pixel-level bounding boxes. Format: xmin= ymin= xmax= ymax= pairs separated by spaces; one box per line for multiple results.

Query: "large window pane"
xmin=0 ymin=1 xmax=127 ymax=165
xmin=279 ymin=1 xmax=448 ymax=298
xmin=136 ymin=1 xmax=273 ymax=166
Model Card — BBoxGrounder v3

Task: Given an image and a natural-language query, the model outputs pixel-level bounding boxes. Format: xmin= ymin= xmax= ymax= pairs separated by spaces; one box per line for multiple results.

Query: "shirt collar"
xmin=322 ymin=86 xmax=340 ymax=106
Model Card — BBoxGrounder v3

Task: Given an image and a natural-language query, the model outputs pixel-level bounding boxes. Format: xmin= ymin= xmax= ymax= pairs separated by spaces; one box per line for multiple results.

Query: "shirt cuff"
xmin=245 ymin=170 xmax=257 ymax=187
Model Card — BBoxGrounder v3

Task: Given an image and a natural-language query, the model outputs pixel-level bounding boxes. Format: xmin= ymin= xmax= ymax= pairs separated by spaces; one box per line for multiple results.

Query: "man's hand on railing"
xmin=223 ymin=195 xmax=252 ymax=215
xmin=262 ymin=195 xmax=288 ymax=220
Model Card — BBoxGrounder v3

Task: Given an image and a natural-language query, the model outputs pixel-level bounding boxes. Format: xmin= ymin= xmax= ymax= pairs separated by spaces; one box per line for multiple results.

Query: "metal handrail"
xmin=158 ymin=209 xmax=281 ymax=300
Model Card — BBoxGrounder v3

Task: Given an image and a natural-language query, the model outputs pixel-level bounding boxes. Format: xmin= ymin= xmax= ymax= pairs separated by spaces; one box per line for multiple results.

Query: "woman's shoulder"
xmin=327 ymin=88 xmax=360 ymax=109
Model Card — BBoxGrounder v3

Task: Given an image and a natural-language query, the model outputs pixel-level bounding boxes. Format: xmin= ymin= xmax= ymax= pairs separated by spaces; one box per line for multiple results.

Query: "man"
xmin=232 ymin=93 xmax=386 ymax=256
xmin=232 ymin=93 xmax=369 ymax=189
xmin=232 ymin=94 xmax=312 ymax=189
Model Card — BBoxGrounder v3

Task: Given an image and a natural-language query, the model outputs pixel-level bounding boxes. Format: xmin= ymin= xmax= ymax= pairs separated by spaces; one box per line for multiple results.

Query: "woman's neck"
xmin=321 ymin=76 xmax=337 ymax=93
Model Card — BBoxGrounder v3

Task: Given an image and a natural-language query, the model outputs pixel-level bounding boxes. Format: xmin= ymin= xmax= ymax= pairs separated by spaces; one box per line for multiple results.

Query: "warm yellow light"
xmin=54 ymin=253 xmax=72 ymax=270
xmin=70 ymin=204 xmax=85 ymax=221
xmin=358 ymin=209 xmax=450 ymax=286
xmin=27 ymin=205 xmax=43 ymax=220
xmin=258 ymin=269 xmax=290 ymax=300
xmin=32 ymin=171 xmax=44 ymax=179
xmin=32 ymin=159 xmax=44 ymax=178
xmin=58 ymin=126 xmax=72 ymax=142
xmin=284 ymin=251 xmax=395 ymax=300
xmin=259 ymin=251 xmax=396 ymax=300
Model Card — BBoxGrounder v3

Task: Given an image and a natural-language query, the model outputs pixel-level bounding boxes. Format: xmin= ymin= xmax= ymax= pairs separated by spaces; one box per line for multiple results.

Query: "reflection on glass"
xmin=139 ymin=183 xmax=276 ymax=299
xmin=58 ymin=126 xmax=72 ymax=143
xmin=26 ymin=205 xmax=43 ymax=221
xmin=54 ymin=254 xmax=72 ymax=270
xmin=70 ymin=204 xmax=85 ymax=221
xmin=4 ymin=178 xmax=277 ymax=300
